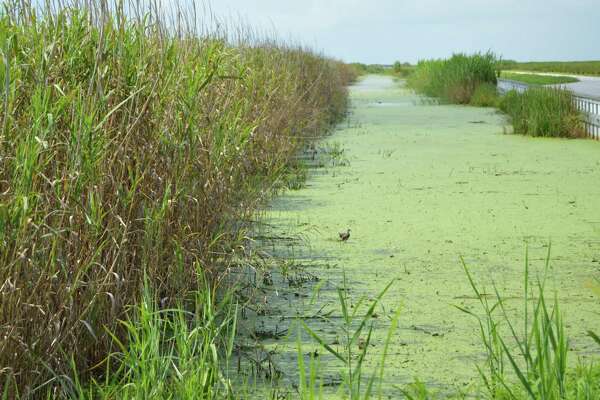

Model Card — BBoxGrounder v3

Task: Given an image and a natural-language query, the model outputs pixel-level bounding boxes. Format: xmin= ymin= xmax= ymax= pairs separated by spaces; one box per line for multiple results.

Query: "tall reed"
xmin=499 ymin=88 xmax=584 ymax=138
xmin=0 ymin=0 xmax=355 ymax=394
xmin=407 ymin=52 xmax=498 ymax=104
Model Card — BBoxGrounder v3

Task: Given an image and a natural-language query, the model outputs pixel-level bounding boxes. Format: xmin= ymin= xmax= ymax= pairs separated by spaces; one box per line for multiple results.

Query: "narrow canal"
xmin=251 ymin=75 xmax=600 ymax=394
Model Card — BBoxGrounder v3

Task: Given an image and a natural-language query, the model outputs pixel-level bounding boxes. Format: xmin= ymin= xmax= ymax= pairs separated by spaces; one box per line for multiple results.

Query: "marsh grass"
xmin=407 ymin=52 xmax=498 ymax=104
xmin=0 ymin=0 xmax=355 ymax=394
xmin=499 ymin=88 xmax=584 ymax=138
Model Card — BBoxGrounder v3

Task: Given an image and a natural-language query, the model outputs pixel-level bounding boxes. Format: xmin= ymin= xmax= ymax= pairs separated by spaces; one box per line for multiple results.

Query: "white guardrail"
xmin=497 ymin=78 xmax=600 ymax=140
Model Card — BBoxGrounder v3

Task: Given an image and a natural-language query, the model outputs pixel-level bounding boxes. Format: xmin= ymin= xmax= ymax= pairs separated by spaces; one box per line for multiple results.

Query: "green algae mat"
xmin=252 ymin=75 xmax=600 ymax=394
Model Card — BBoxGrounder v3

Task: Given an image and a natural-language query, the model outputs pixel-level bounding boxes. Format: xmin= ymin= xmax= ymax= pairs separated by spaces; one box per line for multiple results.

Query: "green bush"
xmin=499 ymin=87 xmax=584 ymax=137
xmin=407 ymin=52 xmax=498 ymax=104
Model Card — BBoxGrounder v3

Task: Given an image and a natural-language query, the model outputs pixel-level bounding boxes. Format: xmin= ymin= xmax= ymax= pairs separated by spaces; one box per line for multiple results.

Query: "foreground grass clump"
xmin=0 ymin=0 xmax=355 ymax=394
xmin=41 ymin=277 xmax=238 ymax=399
xmin=499 ymin=88 xmax=584 ymax=138
xmin=407 ymin=52 xmax=498 ymax=104
xmin=500 ymin=72 xmax=579 ymax=86
xmin=456 ymin=251 xmax=600 ymax=400
xmin=298 ymin=276 xmax=400 ymax=399
xmin=401 ymin=252 xmax=600 ymax=400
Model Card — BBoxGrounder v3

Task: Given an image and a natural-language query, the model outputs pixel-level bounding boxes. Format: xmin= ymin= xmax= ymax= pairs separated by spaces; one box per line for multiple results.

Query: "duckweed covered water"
xmin=252 ymin=75 xmax=600 ymax=395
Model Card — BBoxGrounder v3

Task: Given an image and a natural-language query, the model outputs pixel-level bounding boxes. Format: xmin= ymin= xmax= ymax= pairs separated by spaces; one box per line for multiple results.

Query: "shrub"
xmin=499 ymin=87 xmax=584 ymax=137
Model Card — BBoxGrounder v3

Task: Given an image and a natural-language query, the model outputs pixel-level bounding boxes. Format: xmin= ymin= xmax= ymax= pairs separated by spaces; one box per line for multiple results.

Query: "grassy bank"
xmin=0 ymin=1 xmax=355 ymax=395
xmin=500 ymin=72 xmax=579 ymax=85
xmin=406 ymin=52 xmax=497 ymax=104
xmin=503 ymin=60 xmax=600 ymax=76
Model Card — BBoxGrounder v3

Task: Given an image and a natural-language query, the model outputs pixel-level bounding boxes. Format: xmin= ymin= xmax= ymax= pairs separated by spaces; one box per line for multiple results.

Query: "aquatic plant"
xmin=55 ymin=275 xmax=237 ymax=399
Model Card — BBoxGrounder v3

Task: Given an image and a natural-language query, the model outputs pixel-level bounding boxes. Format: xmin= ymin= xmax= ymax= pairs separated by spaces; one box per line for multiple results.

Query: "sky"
xmin=201 ymin=0 xmax=600 ymax=64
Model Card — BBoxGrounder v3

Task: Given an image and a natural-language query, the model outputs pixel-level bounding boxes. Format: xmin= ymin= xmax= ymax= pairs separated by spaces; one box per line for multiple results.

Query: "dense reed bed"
xmin=407 ymin=52 xmax=498 ymax=104
xmin=499 ymin=88 xmax=584 ymax=138
xmin=0 ymin=0 xmax=356 ymax=395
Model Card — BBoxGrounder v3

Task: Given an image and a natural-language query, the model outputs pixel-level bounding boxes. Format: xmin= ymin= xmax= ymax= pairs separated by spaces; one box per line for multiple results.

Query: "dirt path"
xmin=257 ymin=75 xmax=600 ymax=394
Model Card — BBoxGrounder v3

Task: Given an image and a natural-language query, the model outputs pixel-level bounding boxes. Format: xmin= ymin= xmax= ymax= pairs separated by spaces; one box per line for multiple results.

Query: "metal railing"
xmin=573 ymin=95 xmax=600 ymax=139
xmin=497 ymin=78 xmax=600 ymax=140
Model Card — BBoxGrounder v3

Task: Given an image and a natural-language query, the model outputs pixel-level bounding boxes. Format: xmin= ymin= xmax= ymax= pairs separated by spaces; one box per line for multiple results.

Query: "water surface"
xmin=254 ymin=75 xmax=600 ymax=394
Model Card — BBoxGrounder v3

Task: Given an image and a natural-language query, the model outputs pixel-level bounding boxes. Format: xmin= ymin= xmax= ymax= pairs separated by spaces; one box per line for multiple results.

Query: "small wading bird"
xmin=339 ymin=228 xmax=351 ymax=242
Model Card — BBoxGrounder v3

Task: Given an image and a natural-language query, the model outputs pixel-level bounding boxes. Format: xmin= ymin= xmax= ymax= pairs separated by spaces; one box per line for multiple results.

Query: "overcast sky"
xmin=204 ymin=0 xmax=599 ymax=64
